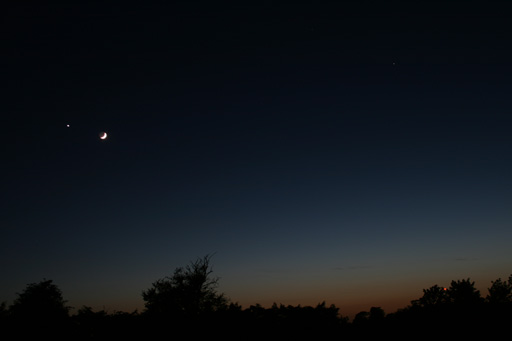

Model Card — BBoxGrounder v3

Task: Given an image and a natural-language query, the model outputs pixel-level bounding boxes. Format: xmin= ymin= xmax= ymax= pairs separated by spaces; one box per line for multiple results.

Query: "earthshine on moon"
xmin=99 ymin=132 xmax=108 ymax=140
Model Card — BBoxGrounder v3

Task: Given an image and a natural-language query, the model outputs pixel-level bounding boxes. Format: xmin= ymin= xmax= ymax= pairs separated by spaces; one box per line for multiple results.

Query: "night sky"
xmin=2 ymin=1 xmax=512 ymax=317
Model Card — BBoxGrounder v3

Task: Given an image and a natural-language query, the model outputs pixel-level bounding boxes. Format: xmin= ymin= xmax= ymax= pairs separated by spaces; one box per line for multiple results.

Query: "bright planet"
xmin=99 ymin=132 xmax=107 ymax=140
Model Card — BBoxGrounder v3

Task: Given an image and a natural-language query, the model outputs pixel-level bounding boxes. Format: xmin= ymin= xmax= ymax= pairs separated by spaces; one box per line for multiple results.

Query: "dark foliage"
xmin=71 ymin=306 xmax=143 ymax=340
xmin=487 ymin=275 xmax=512 ymax=304
xmin=2 ymin=264 xmax=511 ymax=339
xmin=9 ymin=279 xmax=70 ymax=318
xmin=140 ymin=255 xmax=230 ymax=337
xmin=142 ymin=255 xmax=228 ymax=317
xmin=387 ymin=277 xmax=512 ymax=337
xmin=6 ymin=279 xmax=72 ymax=338
xmin=229 ymin=301 xmax=348 ymax=337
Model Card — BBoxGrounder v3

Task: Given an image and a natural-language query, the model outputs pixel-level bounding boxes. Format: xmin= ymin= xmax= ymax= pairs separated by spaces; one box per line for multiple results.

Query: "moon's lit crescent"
xmin=100 ymin=132 xmax=107 ymax=140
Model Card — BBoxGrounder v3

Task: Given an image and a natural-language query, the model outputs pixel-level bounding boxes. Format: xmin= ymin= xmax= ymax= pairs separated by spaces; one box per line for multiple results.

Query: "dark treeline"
xmin=2 ymin=255 xmax=511 ymax=339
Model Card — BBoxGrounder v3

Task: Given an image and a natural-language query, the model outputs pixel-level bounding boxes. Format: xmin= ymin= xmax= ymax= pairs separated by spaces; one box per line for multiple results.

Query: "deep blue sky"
xmin=2 ymin=1 xmax=512 ymax=317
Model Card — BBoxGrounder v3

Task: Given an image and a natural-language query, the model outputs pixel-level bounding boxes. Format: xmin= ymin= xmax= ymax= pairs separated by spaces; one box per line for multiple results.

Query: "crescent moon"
xmin=100 ymin=132 xmax=107 ymax=140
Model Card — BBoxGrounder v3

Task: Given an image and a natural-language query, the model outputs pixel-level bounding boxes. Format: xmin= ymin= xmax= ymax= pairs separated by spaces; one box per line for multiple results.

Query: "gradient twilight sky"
xmin=2 ymin=1 xmax=512 ymax=317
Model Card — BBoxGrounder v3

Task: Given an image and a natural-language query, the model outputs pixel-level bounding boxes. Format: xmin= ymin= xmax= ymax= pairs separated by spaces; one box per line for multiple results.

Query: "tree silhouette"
xmin=142 ymin=255 xmax=228 ymax=320
xmin=9 ymin=279 xmax=70 ymax=320
xmin=369 ymin=306 xmax=385 ymax=322
xmin=447 ymin=278 xmax=483 ymax=305
xmin=0 ymin=301 xmax=7 ymax=318
xmin=411 ymin=280 xmax=483 ymax=308
xmin=486 ymin=275 xmax=512 ymax=304
xmin=352 ymin=310 xmax=370 ymax=326
xmin=6 ymin=268 xmax=512 ymax=338
xmin=0 ymin=301 xmax=8 ymax=330
xmin=411 ymin=284 xmax=449 ymax=307
xmin=73 ymin=305 xmax=108 ymax=339
xmin=8 ymin=279 xmax=71 ymax=338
